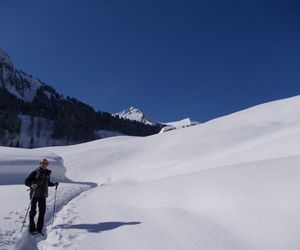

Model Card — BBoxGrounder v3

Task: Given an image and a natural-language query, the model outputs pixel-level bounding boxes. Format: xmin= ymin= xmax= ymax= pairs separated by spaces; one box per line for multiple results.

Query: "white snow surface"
xmin=165 ymin=117 xmax=199 ymax=128
xmin=1 ymin=95 xmax=300 ymax=249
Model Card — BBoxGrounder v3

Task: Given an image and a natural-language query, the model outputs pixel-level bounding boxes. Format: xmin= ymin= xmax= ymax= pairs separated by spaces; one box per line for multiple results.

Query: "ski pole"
xmin=20 ymin=190 xmax=35 ymax=232
xmin=51 ymin=184 xmax=58 ymax=229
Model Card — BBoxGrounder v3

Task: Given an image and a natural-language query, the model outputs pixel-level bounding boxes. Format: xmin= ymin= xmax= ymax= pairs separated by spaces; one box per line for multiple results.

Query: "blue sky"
xmin=1 ymin=0 xmax=300 ymax=122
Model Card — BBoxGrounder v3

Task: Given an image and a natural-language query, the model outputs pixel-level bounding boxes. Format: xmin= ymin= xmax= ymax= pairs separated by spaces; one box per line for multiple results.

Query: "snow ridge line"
xmin=13 ymin=182 xmax=98 ymax=250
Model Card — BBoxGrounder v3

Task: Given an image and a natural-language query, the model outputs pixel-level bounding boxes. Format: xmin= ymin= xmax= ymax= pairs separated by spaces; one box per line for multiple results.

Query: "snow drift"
xmin=0 ymin=147 xmax=67 ymax=184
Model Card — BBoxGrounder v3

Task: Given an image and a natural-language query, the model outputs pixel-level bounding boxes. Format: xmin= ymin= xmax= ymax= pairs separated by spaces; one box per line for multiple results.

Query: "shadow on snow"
xmin=54 ymin=221 xmax=141 ymax=233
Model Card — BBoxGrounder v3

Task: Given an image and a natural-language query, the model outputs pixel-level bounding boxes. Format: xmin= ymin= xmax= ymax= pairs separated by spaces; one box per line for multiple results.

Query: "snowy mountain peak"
xmin=0 ymin=48 xmax=13 ymax=68
xmin=123 ymin=106 xmax=142 ymax=114
xmin=0 ymin=48 xmax=44 ymax=102
xmin=114 ymin=107 xmax=156 ymax=125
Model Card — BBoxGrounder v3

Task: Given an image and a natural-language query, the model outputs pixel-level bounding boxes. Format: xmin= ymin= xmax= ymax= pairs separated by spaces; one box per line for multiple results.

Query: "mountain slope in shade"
xmin=0 ymin=48 xmax=13 ymax=67
xmin=0 ymin=48 xmax=162 ymax=148
xmin=0 ymin=48 xmax=44 ymax=102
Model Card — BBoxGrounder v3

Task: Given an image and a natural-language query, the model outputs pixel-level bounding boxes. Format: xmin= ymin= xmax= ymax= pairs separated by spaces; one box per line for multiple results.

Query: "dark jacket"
xmin=25 ymin=167 xmax=55 ymax=198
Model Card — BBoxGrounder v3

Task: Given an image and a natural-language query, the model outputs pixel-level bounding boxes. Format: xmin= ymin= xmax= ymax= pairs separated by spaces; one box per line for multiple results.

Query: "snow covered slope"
xmin=1 ymin=95 xmax=300 ymax=249
xmin=0 ymin=146 xmax=67 ymax=184
xmin=50 ymin=95 xmax=300 ymax=183
xmin=165 ymin=117 xmax=199 ymax=128
xmin=160 ymin=118 xmax=200 ymax=133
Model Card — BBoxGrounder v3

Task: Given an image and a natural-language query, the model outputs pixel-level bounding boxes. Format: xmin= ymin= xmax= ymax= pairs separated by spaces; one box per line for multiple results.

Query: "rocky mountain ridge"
xmin=0 ymin=48 xmax=162 ymax=148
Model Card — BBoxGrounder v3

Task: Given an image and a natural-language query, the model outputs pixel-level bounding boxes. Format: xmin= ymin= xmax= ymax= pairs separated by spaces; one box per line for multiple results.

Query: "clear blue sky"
xmin=1 ymin=0 xmax=300 ymax=122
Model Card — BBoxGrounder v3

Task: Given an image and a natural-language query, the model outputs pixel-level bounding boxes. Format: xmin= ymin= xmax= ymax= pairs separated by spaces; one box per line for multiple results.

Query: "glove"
xmin=31 ymin=184 xmax=38 ymax=190
xmin=55 ymin=182 xmax=59 ymax=187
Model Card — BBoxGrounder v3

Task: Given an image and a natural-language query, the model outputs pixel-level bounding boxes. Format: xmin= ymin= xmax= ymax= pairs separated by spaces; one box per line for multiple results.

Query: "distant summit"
xmin=114 ymin=106 xmax=200 ymax=133
xmin=114 ymin=107 xmax=157 ymax=126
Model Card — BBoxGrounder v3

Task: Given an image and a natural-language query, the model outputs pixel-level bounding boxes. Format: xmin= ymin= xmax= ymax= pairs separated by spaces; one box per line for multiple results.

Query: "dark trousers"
xmin=29 ymin=197 xmax=46 ymax=232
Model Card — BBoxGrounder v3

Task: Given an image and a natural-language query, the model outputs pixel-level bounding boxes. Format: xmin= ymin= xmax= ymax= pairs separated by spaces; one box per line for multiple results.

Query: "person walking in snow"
xmin=25 ymin=158 xmax=58 ymax=235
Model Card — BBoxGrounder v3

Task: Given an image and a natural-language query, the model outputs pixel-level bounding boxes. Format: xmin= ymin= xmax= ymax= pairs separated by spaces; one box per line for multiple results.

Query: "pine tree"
xmin=30 ymin=136 xmax=34 ymax=149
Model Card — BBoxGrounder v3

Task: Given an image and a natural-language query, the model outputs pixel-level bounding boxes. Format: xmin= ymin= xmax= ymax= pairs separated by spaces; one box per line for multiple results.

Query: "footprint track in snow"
xmin=38 ymin=186 xmax=98 ymax=249
xmin=12 ymin=182 xmax=96 ymax=250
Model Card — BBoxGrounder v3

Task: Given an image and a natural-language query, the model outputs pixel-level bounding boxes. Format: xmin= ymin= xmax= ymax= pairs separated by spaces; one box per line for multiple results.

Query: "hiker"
xmin=25 ymin=158 xmax=58 ymax=235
